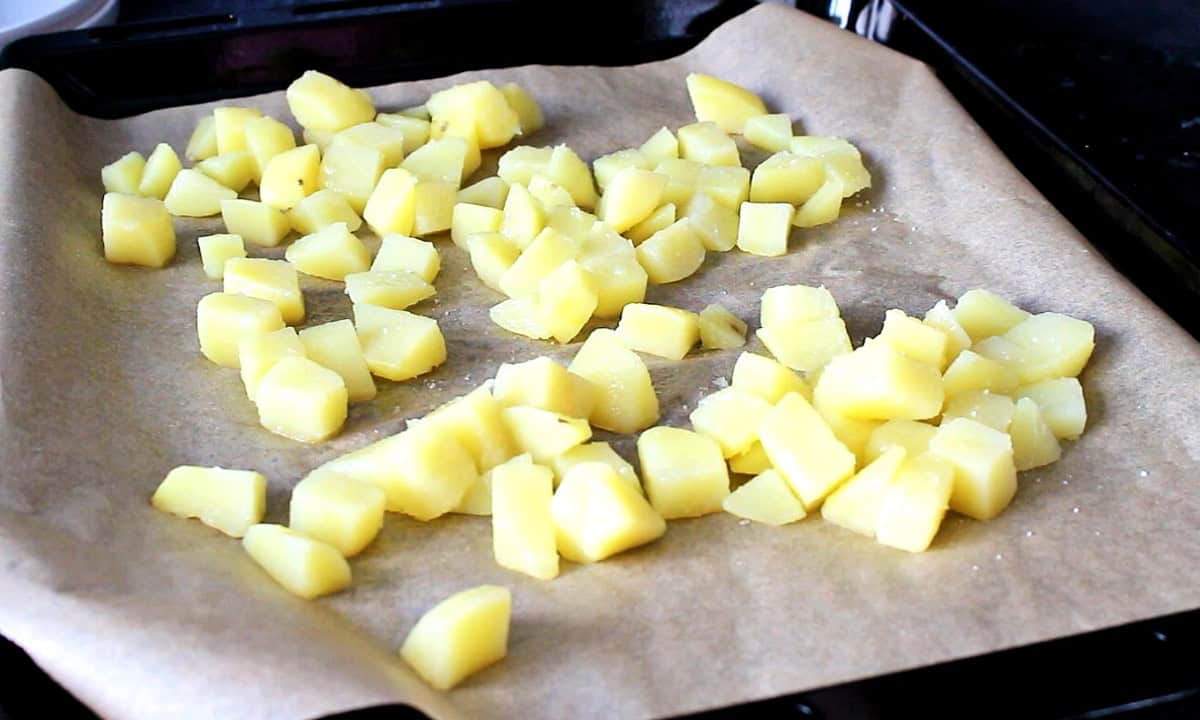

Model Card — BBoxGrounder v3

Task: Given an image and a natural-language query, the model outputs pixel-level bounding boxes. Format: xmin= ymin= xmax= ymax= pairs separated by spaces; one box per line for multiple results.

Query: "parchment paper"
xmin=1 ymin=5 xmax=1198 ymax=720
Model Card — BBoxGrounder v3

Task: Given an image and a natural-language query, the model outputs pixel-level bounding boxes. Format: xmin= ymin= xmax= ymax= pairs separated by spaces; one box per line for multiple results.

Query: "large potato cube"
xmin=759 ymin=392 xmax=856 ymax=508
xmin=220 ymin=198 xmax=291 ymax=248
xmin=299 ymin=319 xmax=376 ymax=403
xmin=498 ymin=146 xmax=553 ymax=186
xmin=491 ymin=458 xmax=558 ymax=579
xmin=593 ymin=149 xmax=650 ymax=191
xmin=544 ymin=145 xmax=597 ymax=210
xmin=685 ymin=73 xmax=767 ymax=133
xmin=333 ymin=121 xmax=407 ymax=167
xmin=655 ymin=158 xmax=702 ymax=206
xmin=493 ymin=356 xmax=595 ymax=419
xmin=101 ymin=193 xmax=176 ymax=268
xmin=196 ymin=151 xmax=256 ymax=193
xmin=942 ymin=390 xmax=1015 ymax=432
xmin=372 ymin=233 xmax=440 ymax=282
xmin=238 ymin=326 xmax=305 ymax=400
xmin=344 ymin=270 xmax=434 ymax=310
xmin=626 ymin=203 xmax=676 ymax=245
xmin=213 ymin=106 xmax=263 ymax=154
xmin=791 ymin=176 xmax=843 ymax=227
xmin=637 ymin=426 xmax=729 ymax=518
xmin=198 ymin=233 xmax=247 ymax=280
xmin=694 ymin=162 xmax=749 ymax=210
xmin=286 ymin=70 xmax=375 ymax=132
xmin=196 ymin=292 xmax=284 ymax=368
xmin=731 ymin=351 xmax=811 ymax=403
xmin=244 ymin=116 xmax=297 ymax=179
xmin=467 ymin=233 xmax=521 ymax=293
xmin=683 ymin=191 xmax=738 ymax=251
xmin=875 ymin=454 xmax=954 ymax=553
xmin=737 ymin=202 xmax=794 ymax=257
xmin=942 ymin=349 xmax=1019 ymax=398
xmin=953 ymin=289 xmax=1030 ymax=341
xmin=500 ymin=183 xmax=546 ymax=249
xmin=569 ymin=328 xmax=659 ymax=433
xmin=1003 ymin=312 xmax=1096 ymax=383
xmin=616 ymin=303 xmax=700 ymax=360
xmin=458 ymin=176 xmax=510 ymax=209
xmin=321 ymin=142 xmax=386 ymax=212
xmin=420 ymin=382 xmax=517 ymax=472
xmin=923 ymin=299 xmax=972 ymax=360
xmin=927 ymin=417 xmax=1017 ymax=520
xmin=376 ymin=112 xmax=433 ymax=154
xmin=224 ymin=257 xmax=304 ymax=324
xmin=451 ymin=203 xmax=504 ymax=248
xmin=677 ymin=121 xmax=740 ymax=166
xmin=879 ymin=308 xmax=949 ymax=369
xmin=499 ymin=227 xmax=581 ymax=298
xmin=288 ymin=189 xmax=362 ymax=235
xmin=813 ymin=341 xmax=945 ymax=420
xmin=864 ymin=419 xmax=937 ymax=465
xmin=689 ymin=387 xmax=772 ymax=458
xmin=743 ymin=113 xmax=793 ymax=153
xmin=255 ymin=356 xmax=348 ymax=443
xmin=242 ymin=524 xmax=351 ymax=599
xmin=636 ymin=219 xmax=706 ymax=284
xmin=353 ymin=304 xmax=447 ymax=381
xmin=152 ymin=465 xmax=266 ymax=537
xmin=185 ymin=115 xmax=217 ymax=162
xmin=756 ymin=319 xmax=852 ymax=375
xmin=551 ymin=442 xmax=640 ymax=491
xmin=362 ymin=167 xmax=418 ymax=236
xmin=285 ymin=223 xmax=371 ymax=281
xmin=163 ymin=168 xmax=236 ymax=217
xmin=750 ymin=152 xmax=825 ymax=205
xmin=501 ymin=82 xmax=544 ymax=134
xmin=640 ymin=126 xmax=679 ymax=163
xmin=722 ymin=469 xmax=805 ymax=526
xmin=412 ymin=181 xmax=457 ymax=236
xmin=761 ymin=284 xmax=840 ymax=327
xmin=428 ymin=81 xmax=520 ymax=149
xmin=400 ymin=585 xmax=512 ymax=690
xmin=579 ymin=251 xmax=648 ymax=319
xmin=401 ymin=137 xmax=469 ymax=186
xmin=1016 ymin=378 xmax=1087 ymax=440
xmin=698 ymin=304 xmax=747 ymax=350
xmin=138 ymin=143 xmax=182 ymax=199
xmin=599 ymin=168 xmax=667 ymax=233
xmin=551 ymin=462 xmax=665 ymax=562
xmin=259 ymin=145 xmax=321 ymax=211
xmin=537 ymin=260 xmax=598 ymax=344
xmin=1010 ymin=397 xmax=1062 ymax=470
xmin=289 ymin=470 xmax=385 ymax=557
xmin=501 ymin=406 xmax=591 ymax=465
xmin=820 ymin=446 xmax=906 ymax=538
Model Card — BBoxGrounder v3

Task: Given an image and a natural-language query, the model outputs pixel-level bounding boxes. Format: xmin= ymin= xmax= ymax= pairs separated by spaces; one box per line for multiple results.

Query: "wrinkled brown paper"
xmin=1 ymin=5 xmax=1198 ymax=719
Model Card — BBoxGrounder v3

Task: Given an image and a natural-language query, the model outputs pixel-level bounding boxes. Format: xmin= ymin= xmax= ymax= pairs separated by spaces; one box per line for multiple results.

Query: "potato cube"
xmin=677 ymin=121 xmax=740 ymax=166
xmin=751 ymin=153 xmax=827 ymax=206
xmin=791 ymin=177 xmax=844 ymax=227
xmin=813 ymin=341 xmax=944 ymax=420
xmin=464 ymin=233 xmax=518 ymax=293
xmin=102 ymin=151 xmax=145 ymax=198
xmin=197 ymin=151 xmax=256 ymax=193
xmin=376 ymin=112 xmax=432 ymax=153
xmin=863 ymin=419 xmax=937 ymax=465
xmin=682 ymin=192 xmax=737 ymax=251
xmin=972 ymin=335 xmax=1030 ymax=370
xmin=458 ymin=176 xmax=510 ymax=209
xmin=289 ymin=470 xmax=385 ymax=557
xmin=544 ymin=145 xmax=597 ymax=210
xmin=598 ymin=168 xmax=667 ymax=233
xmin=451 ymin=203 xmax=504 ymax=248
xmin=238 ymin=326 xmax=305 ymax=400
xmin=499 ymin=227 xmax=581 ymax=298
xmin=1016 ymin=378 xmax=1086 ymax=440
xmin=400 ymin=585 xmax=511 ymax=690
xmin=593 ymin=149 xmax=650 ymax=191
xmin=163 ymin=168 xmax=236 ymax=217
xmin=789 ymin=136 xmax=871 ymax=197
xmin=696 ymin=165 xmax=750 ymax=209
xmin=536 ymin=261 xmax=598 ymax=343
xmin=198 ymin=233 xmax=246 ymax=280
xmin=637 ymin=426 xmax=729 ymax=518
xmin=452 ymin=459 xmax=509 ymax=516
xmin=501 ymin=405 xmax=591 ymax=466
xmin=491 ymin=458 xmax=558 ymax=579
xmin=138 ymin=143 xmax=182 ymax=199
xmin=759 ymin=392 xmax=856 ymax=508
xmin=636 ymin=219 xmax=706 ymax=284
xmin=942 ymin=390 xmax=1015 ymax=432
xmin=259 ymin=145 xmax=321 ymax=211
xmin=401 ymin=136 xmax=469 ymax=186
xmin=1010 ymin=397 xmax=1062 ymax=470
xmin=322 ymin=142 xmax=386 ymax=212
xmin=428 ymin=81 xmax=521 ymax=149
xmin=699 ymin=304 xmax=747 ymax=350
xmin=361 ymin=167 xmax=418 ymax=236
xmin=654 ymin=158 xmax=702 ymax=206
xmin=344 ymin=270 xmax=434 ymax=311
xmin=942 ymin=349 xmax=1019 ymax=398
xmin=875 ymin=454 xmax=954 ymax=553
xmin=722 ymin=469 xmax=806 ymax=526
xmin=756 ymin=319 xmax=852 ymax=375
xmin=289 ymin=189 xmax=362 ymax=235
xmin=420 ymin=382 xmax=517 ymax=472
xmin=352 ymin=304 xmax=446 ymax=380
xmin=690 ymin=387 xmax=772 ymax=458
xmin=500 ymin=82 xmax=544 ymax=134
xmin=196 ymin=292 xmax=284 ymax=367
xmin=728 ymin=442 xmax=771 ymax=475
xmin=820 ymin=446 xmax=906 ymax=537
xmin=579 ymin=252 xmax=649 ymax=319
xmin=685 ymin=72 xmax=767 ymax=133
xmin=639 ymin=126 xmax=679 ymax=163
xmin=424 ymin=120 xmax=483 ymax=179
xmin=1003 ymin=312 xmax=1096 ymax=383
xmin=493 ymin=356 xmax=595 ymax=419
xmin=490 ymin=298 xmax=550 ymax=340
xmin=220 ymin=198 xmax=291 ymax=248
xmin=550 ymin=442 xmax=640 ymax=491
xmin=152 ymin=465 xmax=266 ymax=537
xmin=244 ymin=116 xmax=297 ymax=179
xmin=255 ymin=356 xmax=348 ymax=442
xmin=569 ymin=328 xmax=659 ymax=433
xmin=498 ymin=146 xmax=553 ymax=186
xmin=760 ymin=284 xmax=839 ymax=326
xmin=186 ymin=115 xmax=218 ymax=162
xmin=928 ymin=417 xmax=1016 ymax=520
xmin=302 ymin=128 xmax=336 ymax=152
xmin=101 ymin=193 xmax=176 ymax=268
xmin=737 ymin=202 xmax=794 ymax=257
xmin=499 ymin=183 xmax=546 ymax=250
xmin=286 ymin=70 xmax=375 ymax=132
xmin=299 ymin=319 xmax=376 ymax=402
xmin=527 ymin=176 xmax=574 ymax=212
xmin=552 ymin=462 xmax=666 ymax=562
xmin=731 ymin=351 xmax=810 ymax=403
xmin=812 ymin=394 xmax=882 ymax=464
xmin=616 ymin=303 xmax=700 ymax=360
xmin=409 ymin=181 xmax=455 ymax=236
xmin=743 ymin=114 xmax=793 ymax=153
xmin=213 ymin=106 xmax=263 ymax=154
xmin=242 ymin=524 xmax=351 ymax=599
xmin=333 ymin=121 xmax=406 ymax=167
xmin=369 ymin=235 xmax=436 ymax=284
xmin=627 ymin=203 xmax=677 ymax=245
xmin=224 ymin=258 xmax=304 ymax=324
xmin=953 ymin=289 xmax=1030 ymax=341
xmin=879 ymin=308 xmax=949 ymax=369
xmin=923 ymin=299 xmax=972 ymax=360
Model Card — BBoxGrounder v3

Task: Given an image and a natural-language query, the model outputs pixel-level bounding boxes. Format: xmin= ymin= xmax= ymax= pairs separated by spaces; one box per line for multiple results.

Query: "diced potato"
xmin=812 ymin=394 xmax=882 ymax=465
xmin=530 ymin=176 xmax=581 ymax=213
xmin=452 ymin=459 xmax=506 ymax=516
xmin=163 ymin=168 xmax=237 ymax=217
xmin=927 ymin=417 xmax=1017 ymax=520
xmin=238 ymin=326 xmax=304 ymax=400
xmin=616 ymin=303 xmax=700 ymax=360
xmin=942 ymin=349 xmax=1019 ymax=398
xmin=152 ymin=465 xmax=266 ymax=537
xmin=640 ymin=126 xmax=679 ymax=163
xmin=353 ymin=304 xmax=447 ymax=381
xmin=655 ymin=158 xmax=702 ymax=206
xmin=196 ymin=292 xmax=284 ymax=368
xmin=419 ymin=382 xmax=517 ymax=472
xmin=863 ymin=419 xmax=937 ymax=465
xmin=593 ymin=149 xmax=650 ymax=191
xmin=637 ymin=426 xmax=729 ymax=518
xmin=813 ymin=341 xmax=944 ymax=420
xmin=875 ymin=454 xmax=954 ymax=553
xmin=569 ymin=328 xmax=659 ymax=433
xmin=501 ymin=406 xmax=591 ymax=465
xmin=101 ymin=193 xmax=176 ymax=268
xmin=683 ymin=192 xmax=738 ymax=251
xmin=677 ymin=121 xmax=740 ymax=166
xmin=789 ymin=136 xmax=871 ymax=197
xmin=750 ymin=152 xmax=825 ymax=206
xmin=878 ymin=308 xmax=949 ymax=369
xmin=791 ymin=176 xmax=844 ymax=227
xmin=500 ymin=183 xmax=546 ymax=250
xmin=579 ymin=251 xmax=649 ymax=319
xmin=536 ymin=260 xmax=598 ymax=343
xmin=185 ymin=115 xmax=218 ymax=162
xmin=401 ymin=137 xmax=469 ymax=186
xmin=551 ymin=442 xmax=639 ymax=491
xmin=731 ymin=352 xmax=811 ymax=403
xmin=552 ymin=462 xmax=665 ymax=562
xmin=255 ymin=356 xmax=348 ymax=442
xmin=760 ymin=284 xmax=839 ymax=327
xmin=820 ymin=446 xmax=906 ymax=537
xmin=244 ymin=116 xmax=297 ymax=179
xmin=376 ymin=113 xmax=432 ymax=154
xmin=428 ymin=81 xmax=521 ymax=149
xmin=942 ymin=390 xmax=1015 ymax=432
xmin=372 ymin=233 xmax=440 ymax=282
xmin=490 ymin=298 xmax=550 ymax=340
xmin=636 ymin=219 xmax=706 ymax=284
xmin=493 ymin=356 xmax=595 ymax=419
xmin=722 ymin=469 xmax=806 ymax=526
xmin=743 ymin=114 xmax=793 ymax=153
xmin=756 ymin=320 xmax=852 ymax=375
xmin=500 ymin=82 xmax=544 ymax=134
xmin=411 ymin=181 xmax=457 ymax=236
xmin=698 ymin=304 xmax=747 ymax=350
xmin=499 ymin=227 xmax=581 ymax=298
xmin=299 ymin=319 xmax=376 ymax=403
xmin=224 ymin=258 xmax=304 ymax=325
xmin=259 ymin=145 xmax=321 ymax=211
xmin=972 ymin=335 xmax=1029 ymax=370
xmin=242 ymin=524 xmax=351 ymax=599
xmin=302 ymin=128 xmax=336 ymax=152
xmin=289 ymin=470 xmax=386 ymax=556
xmin=923 ymin=299 xmax=972 ymax=361
xmin=220 ymin=198 xmax=291 ymax=248
xmin=953 ymin=289 xmax=1029 ymax=341
xmin=690 ymin=387 xmax=772 ymax=458
xmin=1016 ymin=377 xmax=1086 ymax=440
xmin=321 ymin=141 xmax=386 ymax=212
xmin=333 ymin=121 xmax=407 ymax=167
xmin=451 ymin=203 xmax=504 ymax=248
xmin=362 ymin=167 xmax=418 ymax=236
xmin=289 ymin=189 xmax=362 ymax=235
xmin=728 ymin=442 xmax=771 ymax=475
xmin=466 ymin=233 xmax=520 ymax=293
xmin=599 ymin=169 xmax=667 ymax=233
xmin=138 ymin=143 xmax=182 ymax=199
xmin=627 ymin=203 xmax=677 ymax=245
xmin=1010 ymin=397 xmax=1061 ymax=470
xmin=759 ymin=392 xmax=856 ymax=508
xmin=544 ymin=145 xmax=597 ymax=210
xmin=685 ymin=73 xmax=767 ymax=133
xmin=399 ymin=104 xmax=431 ymax=119
xmin=695 ymin=165 xmax=750 ymax=208
xmin=400 ymin=585 xmax=512 ymax=690
xmin=1003 ymin=312 xmax=1096 ymax=383
xmin=736 ymin=202 xmax=794 ymax=257
xmin=428 ymin=121 xmax=482 ymax=177
xmin=458 ymin=176 xmax=510 ymax=209
xmin=286 ymin=70 xmax=375 ymax=132
xmin=197 ymin=151 xmax=256 ymax=193
xmin=344 ymin=270 xmax=434 ymax=310
xmin=498 ymin=146 xmax=553 ymax=187
xmin=213 ymin=107 xmax=263 ymax=154
xmin=491 ymin=458 xmax=558 ymax=579
xmin=198 ymin=233 xmax=247 ymax=280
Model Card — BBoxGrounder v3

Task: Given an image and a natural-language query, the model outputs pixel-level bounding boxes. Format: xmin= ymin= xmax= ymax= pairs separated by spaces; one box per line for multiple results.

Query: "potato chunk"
xmin=501 ymin=406 xmax=591 ymax=465
xmin=499 ymin=227 xmax=581 ymax=299
xmin=636 ymin=219 xmax=706 ymax=284
xmin=879 ymin=308 xmax=949 ymax=369
xmin=353 ymin=304 xmax=447 ymax=381
xmin=942 ymin=390 xmax=1015 ymax=432
xmin=238 ymin=326 xmax=305 ymax=400
xmin=259 ymin=145 xmax=321 ymax=211
xmin=1010 ymin=397 xmax=1062 ymax=471
xmin=333 ymin=121 xmax=407 ymax=166
xmin=791 ymin=177 xmax=843 ymax=227
xmin=580 ymin=251 xmax=648 ymax=319
xmin=812 ymin=395 xmax=882 ymax=465
xmin=458 ymin=176 xmax=510 ymax=209
xmin=953 ymin=289 xmax=1029 ymax=341
xmin=789 ymin=136 xmax=871 ymax=197
xmin=402 ymin=137 xmax=469 ymax=186
xmin=285 ymin=223 xmax=371 ymax=281
xmin=197 ymin=151 xmax=256 ymax=193
xmin=864 ymin=419 xmax=937 ymax=465
xmin=101 ymin=193 xmax=176 ymax=268
xmin=489 ymin=298 xmax=549 ymax=340
xmin=544 ymin=145 xmax=597 ymax=210
xmin=101 ymin=151 xmax=145 ymax=194
xmin=875 ymin=454 xmax=954 ymax=553
xmin=923 ymin=299 xmax=972 ymax=361
xmin=213 ymin=107 xmax=263 ymax=154
xmin=499 ymin=183 xmax=546 ymax=250
xmin=743 ymin=114 xmax=793 ymax=153
xmin=698 ymin=304 xmax=747 ymax=350
xmin=737 ymin=202 xmax=794 ymax=257
xmin=288 ymin=189 xmax=362 ymax=235
xmin=552 ymin=462 xmax=665 ymax=562
xmin=255 ymin=356 xmax=348 ymax=443
xmin=344 ymin=270 xmax=434 ymax=310
xmin=428 ymin=81 xmax=521 ymax=149
xmin=220 ymin=199 xmax=291 ymax=248
xmin=927 ymin=417 xmax=1016 ymax=520
xmin=728 ymin=442 xmax=771 ymax=475
xmin=682 ymin=192 xmax=737 ymax=251
xmin=722 ymin=469 xmax=806 ymax=526
xmin=224 ymin=258 xmax=304 ymax=325
xmin=1016 ymin=377 xmax=1086 ymax=440
xmin=599 ymin=169 xmax=667 ymax=233
xmin=501 ymin=82 xmax=544 ymax=134
xmin=637 ymin=426 xmax=729 ymax=519
xmin=626 ymin=203 xmax=676 ymax=245
xmin=242 ymin=524 xmax=351 ymax=599
xmin=451 ymin=203 xmax=504 ymax=248
xmin=163 ymin=169 xmax=236 ymax=217
xmin=373 ymin=233 xmax=440 ymax=282
xmin=685 ymin=72 xmax=767 ymax=133
xmin=593 ymin=149 xmax=650 ymax=191
xmin=185 ymin=115 xmax=218 ymax=162
xmin=750 ymin=152 xmax=825 ymax=205
xmin=286 ymin=70 xmax=375 ymax=132
xmin=551 ymin=442 xmax=640 ymax=491
xmin=198 ymin=234 xmax=247 ymax=280
xmin=616 ymin=303 xmax=700 ymax=360
xmin=491 ymin=457 xmax=558 ymax=579
xmin=757 ymin=320 xmax=852 ymax=375
xmin=569 ymin=329 xmax=659 ymax=433
xmin=412 ymin=181 xmax=457 ymax=236
xmin=420 ymin=382 xmax=517 ymax=473
xmin=536 ymin=260 xmax=598 ymax=343
xmin=731 ymin=351 xmax=811 ymax=403
xmin=138 ymin=143 xmax=182 ymax=199
xmin=322 ymin=142 xmax=387 ymax=213
xmin=498 ymin=146 xmax=553 ymax=187
xmin=655 ymin=158 xmax=702 ymax=206
xmin=244 ymin=116 xmax=297 ymax=179
xmin=289 ymin=470 xmax=385 ymax=557
xmin=467 ymin=233 xmax=520 ymax=293
xmin=759 ymin=392 xmax=856 ymax=509
xmin=152 ymin=465 xmax=266 ymax=537
xmin=376 ymin=113 xmax=432 ymax=153
xmin=942 ymin=349 xmax=1019 ymax=398
xmin=820 ymin=446 xmax=906 ymax=538
xmin=1002 ymin=312 xmax=1095 ymax=383
xmin=813 ymin=341 xmax=944 ymax=420
xmin=493 ymin=356 xmax=596 ymax=419
xmin=690 ymin=387 xmax=772 ymax=458
xmin=677 ymin=121 xmax=740 ymax=166
xmin=400 ymin=585 xmax=512 ymax=690
xmin=196 ymin=292 xmax=285 ymax=368
xmin=640 ymin=126 xmax=679 ymax=163
xmin=299 ymin=319 xmax=376 ymax=403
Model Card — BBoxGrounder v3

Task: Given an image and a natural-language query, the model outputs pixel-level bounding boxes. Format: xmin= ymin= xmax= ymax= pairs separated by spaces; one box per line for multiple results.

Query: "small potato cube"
xmin=759 ymin=392 xmax=856 ymax=508
xmin=690 ymin=387 xmax=772 ymax=458
xmin=536 ymin=261 xmax=599 ymax=343
xmin=363 ymin=167 xmax=419 ymax=236
xmin=259 ymin=145 xmax=321 ymax=211
xmin=238 ymin=326 xmax=304 ymax=400
xmin=138 ymin=143 xmax=182 ymax=199
xmin=616 ymin=303 xmax=700 ymax=360
xmin=428 ymin=81 xmax=521 ymax=149
xmin=677 ymin=121 xmax=740 ymax=166
xmin=760 ymin=284 xmax=839 ymax=327
xmin=722 ymin=469 xmax=805 ymax=526
xmin=1010 ymin=397 xmax=1062 ymax=470
xmin=244 ymin=116 xmax=297 ymax=179
xmin=376 ymin=113 xmax=433 ymax=153
xmin=683 ymin=192 xmax=737 ymax=251
xmin=213 ymin=106 xmax=263 ymax=154
xmin=685 ymin=72 xmax=767 ymax=133
xmin=1016 ymin=378 xmax=1087 ymax=440
xmin=224 ymin=257 xmax=304 ymax=324
xmin=196 ymin=292 xmax=284 ymax=367
xmin=373 ymin=232 xmax=440 ymax=282
xmin=820 ymin=446 xmax=906 ymax=537
xmin=499 ymin=227 xmax=581 ymax=298
xmin=197 ymin=151 xmax=256 ymax=192
xmin=552 ymin=462 xmax=665 ymax=562
xmin=953 ymin=289 xmax=1030 ymax=341
xmin=698 ymin=304 xmax=747 ymax=350
xmin=972 ymin=335 xmax=1030 ymax=370
xmin=401 ymin=137 xmax=469 ymax=186
xmin=101 ymin=193 xmax=176 ymax=268
xmin=152 ymin=465 xmax=266 ymax=537
xmin=299 ymin=319 xmax=377 ymax=403
xmin=942 ymin=349 xmax=1019 ymax=398
xmin=500 ymin=183 xmax=546 ymax=249
xmin=198 ymin=233 xmax=247 ymax=280
xmin=879 ymin=308 xmax=949 ymax=369
xmin=353 ymin=304 xmax=447 ymax=381
xmin=729 ymin=442 xmax=771 ymax=475
xmin=468 ymin=233 xmax=521 ymax=293
xmin=789 ymin=136 xmax=871 ymax=197
xmin=636 ymin=219 xmax=706 ymax=284
xmin=289 ymin=470 xmax=385 ymax=557
xmin=791 ymin=176 xmax=844 ymax=227
xmin=255 ymin=356 xmax=348 ymax=443
xmin=1003 ymin=312 xmax=1096 ymax=383
xmin=303 ymin=128 xmax=335 ymax=151
xmin=813 ymin=395 xmax=882 ymax=464
xmin=655 ymin=158 xmax=702 ymax=206
xmin=638 ymin=426 xmax=729 ymax=518
xmin=428 ymin=119 xmax=482 ymax=179
xmin=220 ymin=198 xmax=291 ymax=247
xmin=497 ymin=145 xmax=553 ymax=187
xmin=640 ymin=126 xmax=679 ymax=163
xmin=493 ymin=356 xmax=596 ymax=419
xmin=412 ymin=181 xmax=457 ymax=236
xmin=544 ymin=145 xmax=597 ymax=210
xmin=864 ymin=419 xmax=937 ymax=465
xmin=942 ymin=390 xmax=1015 ymax=432
xmin=501 ymin=82 xmax=544 ymax=134
xmin=289 ymin=189 xmax=363 ymax=235
xmin=185 ymin=115 xmax=218 ymax=162
xmin=490 ymin=298 xmax=550 ymax=340
xmin=737 ymin=202 xmax=794 ymax=257
xmin=286 ymin=70 xmax=375 ymax=132
xmin=813 ymin=341 xmax=944 ymax=420
xmin=501 ymin=406 xmax=591 ymax=465
xmin=627 ymin=203 xmax=677 ymax=245
xmin=731 ymin=351 xmax=810 ymax=403
xmin=321 ymin=142 xmax=386 ymax=212
xmin=569 ymin=328 xmax=659 ymax=433
xmin=743 ymin=114 xmax=793 ymax=153
xmin=242 ymin=524 xmax=351 ymax=599
xmin=599 ymin=168 xmax=667 ymax=233
xmin=593 ymin=149 xmax=650 ymax=191
xmin=163 ymin=168 xmax=236 ymax=217
xmin=344 ymin=270 xmax=434 ymax=310
xmin=928 ymin=417 xmax=1017 ymax=520
xmin=695 ymin=165 xmax=750 ymax=209
xmin=491 ymin=458 xmax=558 ymax=579
xmin=579 ymin=252 xmax=649 ymax=319
xmin=875 ymin=454 xmax=954 ymax=553
xmin=458 ymin=176 xmax=510 ymax=209
xmin=750 ymin=152 xmax=826 ymax=205
xmin=420 ymin=382 xmax=517 ymax=472
xmin=550 ymin=442 xmax=639 ymax=491
xmin=923 ymin=299 xmax=972 ymax=360
xmin=451 ymin=203 xmax=504 ymax=248
xmin=452 ymin=459 xmax=509 ymax=516
xmin=756 ymin=319 xmax=852 ymax=375
xmin=333 ymin=121 xmax=407 ymax=167
xmin=400 ymin=585 xmax=512 ymax=690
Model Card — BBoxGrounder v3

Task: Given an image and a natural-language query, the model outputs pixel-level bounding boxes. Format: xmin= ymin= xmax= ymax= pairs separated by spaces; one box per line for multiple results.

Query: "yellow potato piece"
xmin=238 ymin=326 xmax=305 ymax=400
xmin=598 ymin=168 xmax=667 ymax=233
xmin=636 ymin=218 xmax=706 ymax=284
xmin=953 ymin=289 xmax=1030 ymax=341
xmin=1010 ymin=397 xmax=1062 ymax=471
xmin=1016 ymin=378 xmax=1087 ymax=440
xmin=923 ymin=299 xmax=972 ymax=361
xmin=457 ymin=176 xmax=510 ymax=209
xmin=401 ymin=136 xmax=469 ymax=186
xmin=467 ymin=233 xmax=521 ymax=293
xmin=185 ymin=115 xmax=218 ymax=162
xmin=728 ymin=441 xmax=771 ymax=475
xmin=242 ymin=524 xmax=351 ymax=599
xmin=683 ymin=192 xmax=737 ymax=251
xmin=428 ymin=81 xmax=521 ymax=150
xmin=942 ymin=390 xmax=1015 ymax=432
xmin=928 ymin=417 xmax=1017 ymax=520
xmin=550 ymin=442 xmax=640 ymax=491
xmin=552 ymin=462 xmax=665 ymax=562
xmin=259 ymin=145 xmax=321 ymax=211
xmin=637 ymin=426 xmax=729 ymax=519
xmin=412 ymin=181 xmax=458 ymax=236
xmin=490 ymin=298 xmax=550 ymax=340
xmin=101 ymin=151 xmax=145 ymax=195
xmin=352 ymin=304 xmax=447 ymax=381
xmin=820 ymin=446 xmax=906 ymax=538
xmin=677 ymin=121 xmax=739 ymax=166
xmin=499 ymin=227 xmax=581 ymax=299
xmin=322 ymin=141 xmax=386 ymax=213
xmin=813 ymin=341 xmax=944 ymax=420
xmin=750 ymin=152 xmax=825 ymax=206
xmin=722 ymin=469 xmax=806 ymax=526
xmin=497 ymin=145 xmax=553 ymax=187
xmin=875 ymin=454 xmax=954 ymax=553
xmin=972 ymin=334 xmax=1029 ymax=371
xmin=813 ymin=394 xmax=882 ymax=466
xmin=428 ymin=118 xmax=482 ymax=179
xmin=655 ymin=158 xmax=702 ymax=206
xmin=363 ymin=167 xmax=419 ymax=236
xmin=372 ymin=233 xmax=440 ymax=282
xmin=344 ymin=270 xmax=435 ymax=311
xmin=736 ymin=202 xmax=794 ymax=257
xmin=152 ymin=465 xmax=266 ymax=538
xmin=756 ymin=320 xmax=852 ymax=375
xmin=289 ymin=470 xmax=385 ymax=557
xmin=759 ymin=392 xmax=856 ymax=509
xmin=500 ymin=183 xmax=546 ymax=250
xmin=420 ymin=382 xmax=517 ymax=473
xmin=375 ymin=112 xmax=432 ymax=153
xmin=224 ymin=258 xmax=304 ymax=325
xmin=1003 ymin=312 xmax=1095 ymax=384
xmin=791 ymin=176 xmax=843 ymax=227
xmin=593 ymin=149 xmax=650 ymax=191
xmin=299 ymin=319 xmax=377 ymax=403
xmin=942 ymin=349 xmax=1019 ymax=398
xmin=163 ymin=168 xmax=236 ymax=217
xmin=286 ymin=70 xmax=375 ymax=132
xmin=878 ymin=308 xmax=949 ymax=369
xmin=569 ymin=328 xmax=659 ymax=433
xmin=579 ymin=250 xmax=649 ymax=319
xmin=493 ymin=356 xmax=596 ymax=419
xmin=255 ymin=356 xmax=348 ymax=443
xmin=501 ymin=406 xmax=591 ymax=466
xmin=491 ymin=457 xmax=558 ymax=579
xmin=196 ymin=292 xmax=284 ymax=368
xmin=302 ymin=128 xmax=335 ymax=152
xmin=138 ymin=143 xmax=182 ymax=199
xmin=544 ymin=145 xmax=597 ymax=210
xmin=743 ymin=113 xmax=793 ymax=153
xmin=698 ymin=304 xmax=747 ymax=350
xmin=400 ymin=585 xmax=512 ymax=690
xmin=731 ymin=352 xmax=811 ymax=404
xmin=789 ymin=136 xmax=871 ymax=197
xmin=221 ymin=199 xmax=291 ymax=248
xmin=500 ymin=82 xmax=544 ymax=135
xmin=451 ymin=203 xmax=504 ymax=248
xmin=685 ymin=72 xmax=767 ymax=133
xmin=690 ymin=387 xmax=772 ymax=458
xmin=101 ymin=193 xmax=176 ymax=268
xmin=244 ymin=116 xmax=297 ymax=180
xmin=863 ymin=419 xmax=937 ymax=465
xmin=213 ymin=106 xmax=263 ymax=154
xmin=538 ymin=261 xmax=599 ymax=344
xmin=626 ymin=203 xmax=677 ymax=245
xmin=452 ymin=458 xmax=512 ymax=516
xmin=333 ymin=121 xmax=407 ymax=167
xmin=616 ymin=303 xmax=700 ymax=360
xmin=197 ymin=151 xmax=256 ymax=193
xmin=640 ymin=126 xmax=679 ymax=163
xmin=527 ymin=175 xmax=574 ymax=210
xmin=760 ymin=284 xmax=840 ymax=326
xmin=198 ymin=233 xmax=247 ymax=280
